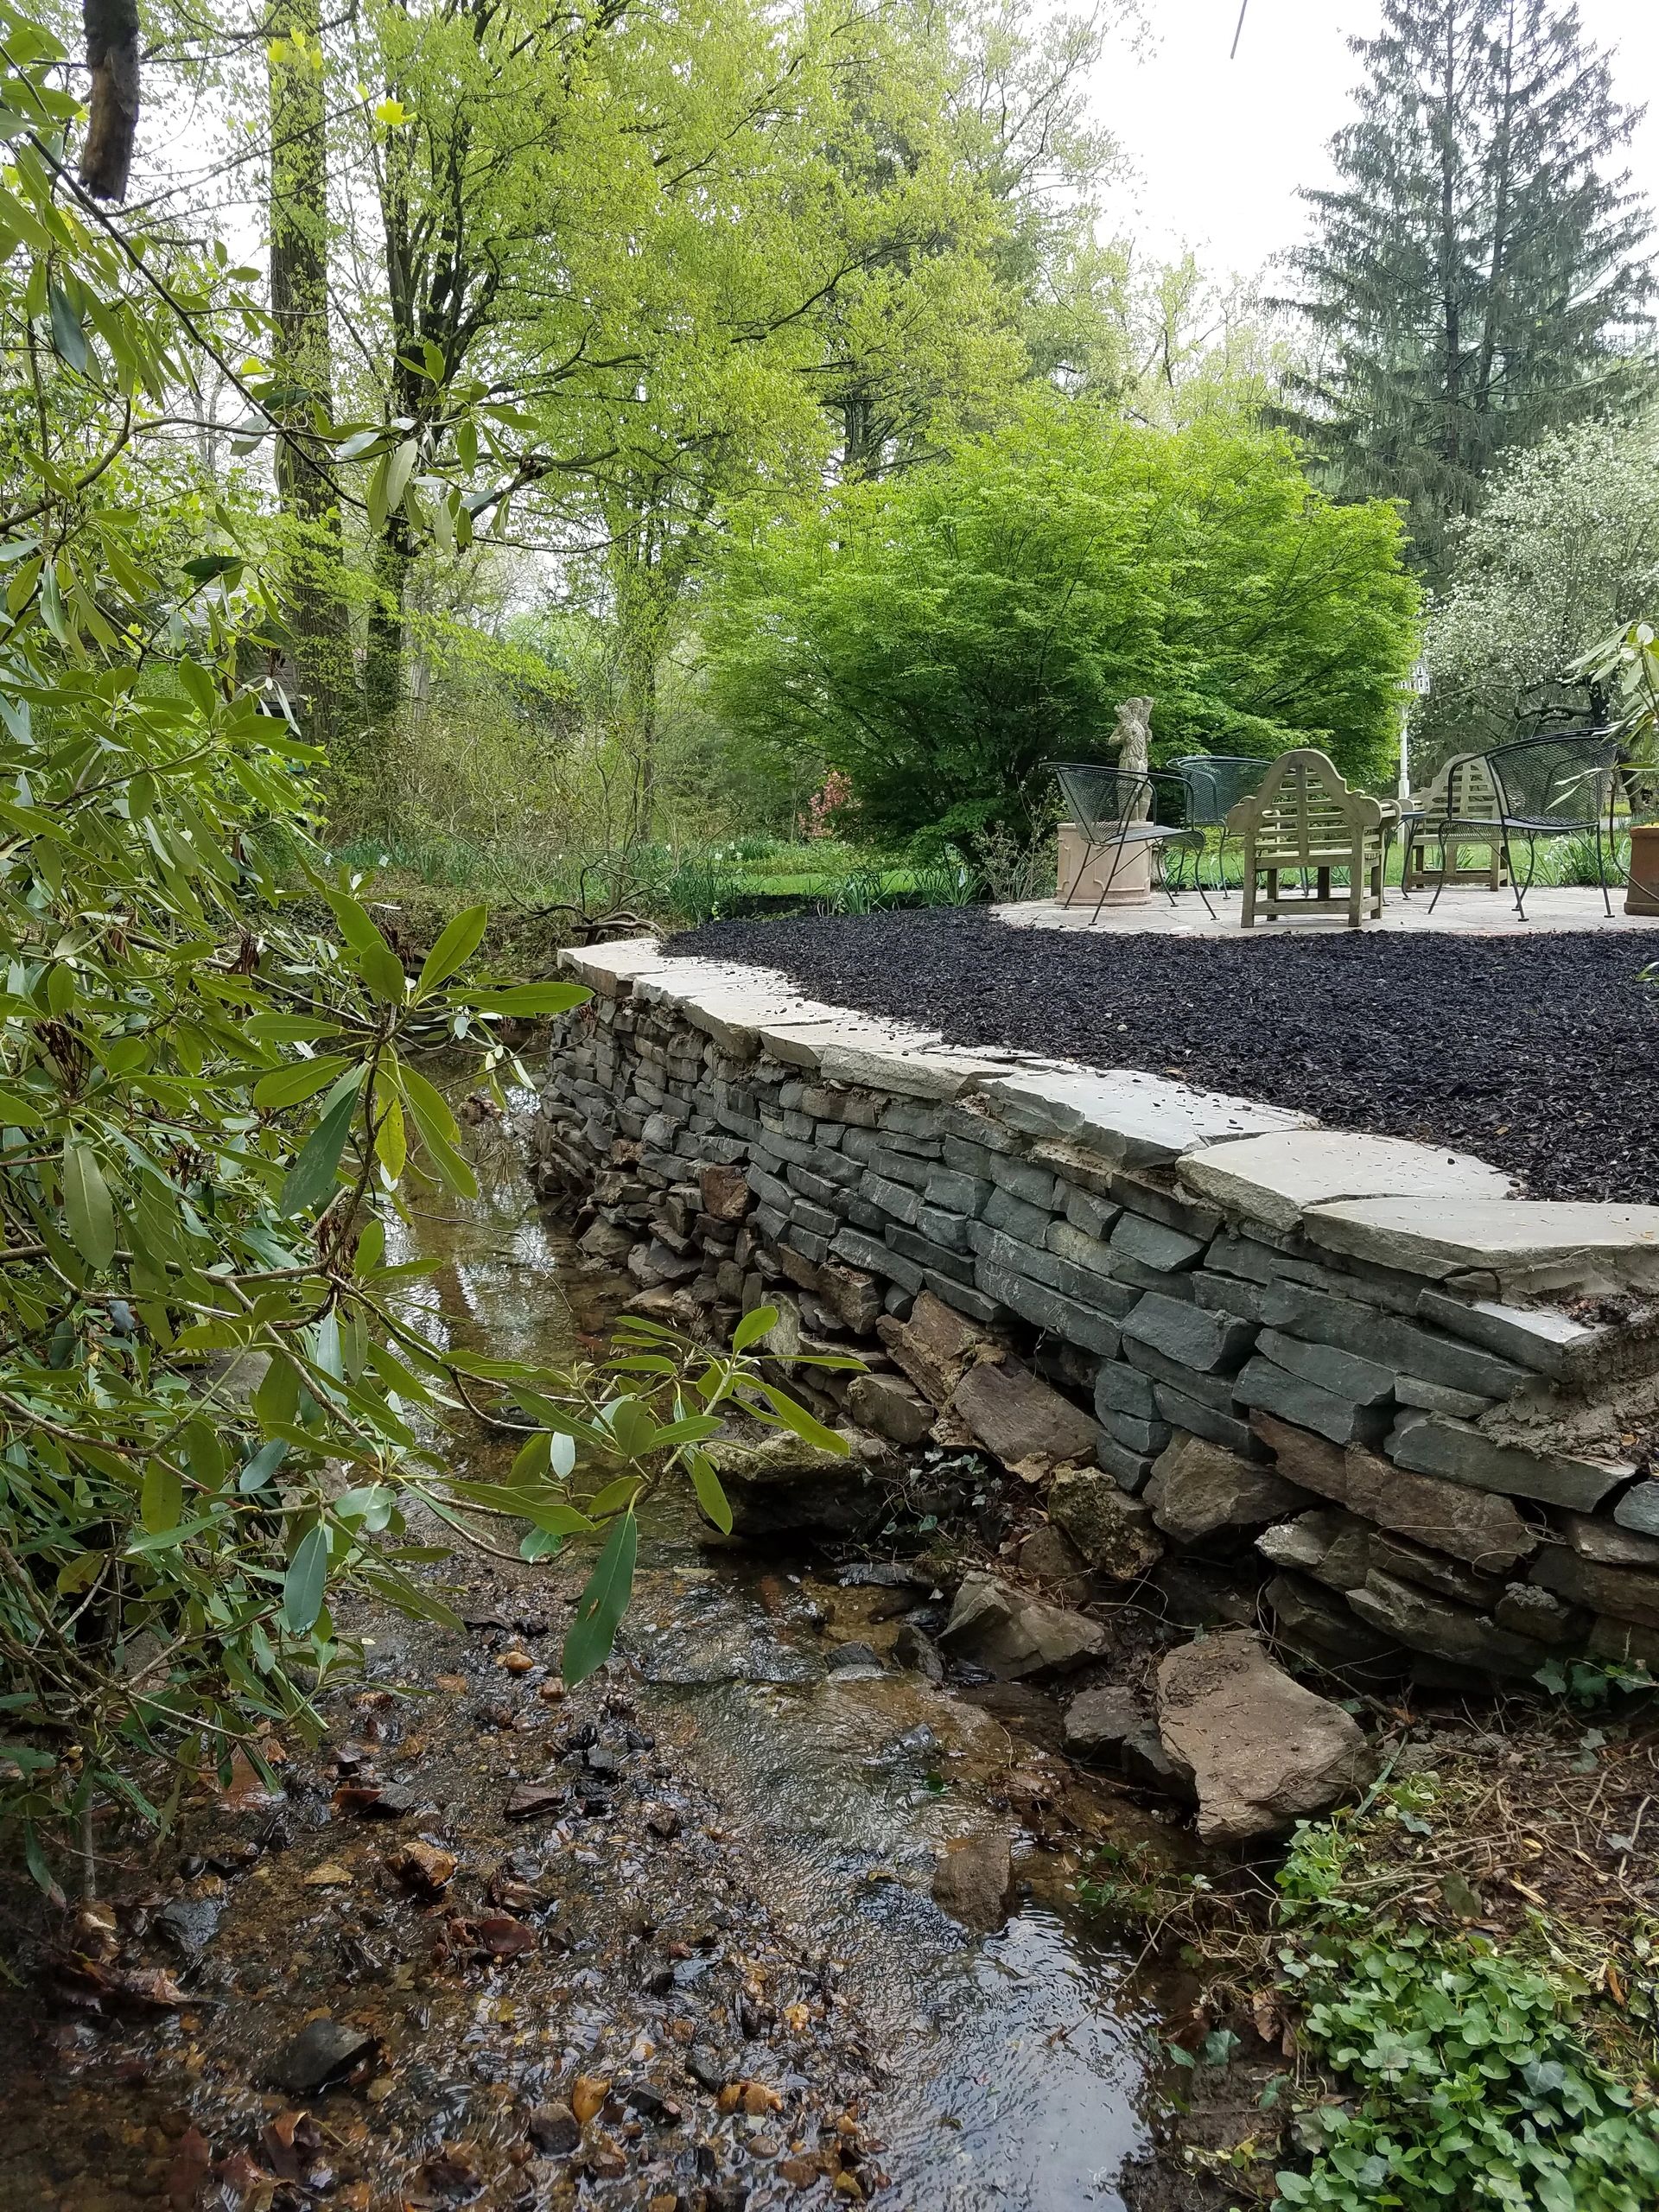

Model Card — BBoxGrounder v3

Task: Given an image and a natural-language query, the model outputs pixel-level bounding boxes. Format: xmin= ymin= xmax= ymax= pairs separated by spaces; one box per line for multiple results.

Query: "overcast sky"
xmin=1093 ymin=0 xmax=1659 ymax=283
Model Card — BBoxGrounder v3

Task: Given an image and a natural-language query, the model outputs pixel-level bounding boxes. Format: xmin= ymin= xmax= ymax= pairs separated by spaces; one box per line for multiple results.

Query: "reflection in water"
xmin=394 ymin=1078 xmax=1154 ymax=2208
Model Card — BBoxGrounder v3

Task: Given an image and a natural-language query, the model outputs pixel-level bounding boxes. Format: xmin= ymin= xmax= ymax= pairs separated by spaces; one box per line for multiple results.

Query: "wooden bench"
xmin=1226 ymin=748 xmax=1396 ymax=929
xmin=1402 ymin=752 xmax=1509 ymax=892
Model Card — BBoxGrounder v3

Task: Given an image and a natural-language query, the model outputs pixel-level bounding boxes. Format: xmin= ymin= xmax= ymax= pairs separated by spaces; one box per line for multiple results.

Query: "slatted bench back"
xmin=1230 ymin=748 xmax=1382 ymax=868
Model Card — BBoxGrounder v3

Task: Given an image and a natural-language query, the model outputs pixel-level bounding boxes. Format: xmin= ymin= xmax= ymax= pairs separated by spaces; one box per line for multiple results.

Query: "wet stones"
xmin=1154 ymin=1630 xmax=1375 ymax=1844
xmin=526 ymin=2103 xmax=582 ymax=2154
xmin=702 ymin=1430 xmax=882 ymax=1540
xmin=505 ymin=1782 xmax=570 ymax=1821
xmin=930 ymin=1829 xmax=1014 ymax=1930
xmin=385 ymin=1840 xmax=457 ymax=1897
xmin=893 ymin=1620 xmax=945 ymax=1681
xmin=939 ymin=1572 xmax=1107 ymax=1678
xmin=1060 ymin=1684 xmax=1141 ymax=1759
xmin=267 ymin=2017 xmax=378 ymax=2096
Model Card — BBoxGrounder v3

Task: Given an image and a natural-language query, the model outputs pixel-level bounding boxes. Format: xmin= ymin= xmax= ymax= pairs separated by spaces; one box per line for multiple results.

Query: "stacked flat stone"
xmin=531 ymin=939 xmax=1659 ymax=1687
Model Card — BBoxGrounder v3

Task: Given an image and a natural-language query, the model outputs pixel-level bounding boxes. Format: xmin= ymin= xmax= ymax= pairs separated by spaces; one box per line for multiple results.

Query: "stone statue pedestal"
xmin=1056 ymin=824 xmax=1151 ymax=907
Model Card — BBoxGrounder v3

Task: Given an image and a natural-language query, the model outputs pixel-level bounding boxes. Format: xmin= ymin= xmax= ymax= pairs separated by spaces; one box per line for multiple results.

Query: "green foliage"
xmin=1287 ymin=0 xmax=1655 ymax=573
xmin=1274 ymin=1796 xmax=1659 ymax=2209
xmin=0 ymin=14 xmax=842 ymax=1880
xmin=1419 ymin=413 xmax=1659 ymax=766
xmin=706 ymin=401 xmax=1421 ymax=844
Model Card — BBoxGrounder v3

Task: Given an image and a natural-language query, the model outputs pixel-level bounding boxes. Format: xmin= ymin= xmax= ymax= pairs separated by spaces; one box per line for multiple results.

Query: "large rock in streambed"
xmin=1154 ymin=1630 xmax=1375 ymax=1845
xmin=939 ymin=1571 xmax=1107 ymax=1679
xmin=930 ymin=1827 xmax=1014 ymax=1929
xmin=702 ymin=1428 xmax=882 ymax=1539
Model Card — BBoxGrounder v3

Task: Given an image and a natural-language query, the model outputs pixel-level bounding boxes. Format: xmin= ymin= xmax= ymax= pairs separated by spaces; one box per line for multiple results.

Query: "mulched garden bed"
xmin=669 ymin=907 xmax=1659 ymax=1205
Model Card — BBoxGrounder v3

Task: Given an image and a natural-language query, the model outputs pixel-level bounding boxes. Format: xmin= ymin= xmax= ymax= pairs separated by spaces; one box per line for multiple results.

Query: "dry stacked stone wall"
xmin=530 ymin=940 xmax=1659 ymax=1689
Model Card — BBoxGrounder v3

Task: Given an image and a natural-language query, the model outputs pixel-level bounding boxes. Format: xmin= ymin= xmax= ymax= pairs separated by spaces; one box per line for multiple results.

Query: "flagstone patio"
xmin=996 ymin=883 xmax=1656 ymax=937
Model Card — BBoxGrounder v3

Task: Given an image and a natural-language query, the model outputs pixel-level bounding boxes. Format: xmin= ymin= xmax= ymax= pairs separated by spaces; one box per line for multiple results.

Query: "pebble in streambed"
xmin=0 ymin=1583 xmax=890 ymax=2211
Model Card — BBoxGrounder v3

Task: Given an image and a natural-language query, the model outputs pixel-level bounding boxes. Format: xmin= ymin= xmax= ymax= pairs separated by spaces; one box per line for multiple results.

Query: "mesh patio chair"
xmin=1427 ymin=731 xmax=1622 ymax=919
xmin=1399 ymin=752 xmax=1509 ymax=895
xmin=1048 ymin=762 xmax=1215 ymax=925
xmin=1225 ymin=748 xmax=1396 ymax=930
xmin=1172 ymin=754 xmax=1270 ymax=893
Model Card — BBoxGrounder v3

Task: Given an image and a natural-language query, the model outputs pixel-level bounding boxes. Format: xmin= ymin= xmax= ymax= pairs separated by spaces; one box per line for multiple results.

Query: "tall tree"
xmin=1287 ymin=0 xmax=1654 ymax=570
xmin=267 ymin=0 xmax=354 ymax=753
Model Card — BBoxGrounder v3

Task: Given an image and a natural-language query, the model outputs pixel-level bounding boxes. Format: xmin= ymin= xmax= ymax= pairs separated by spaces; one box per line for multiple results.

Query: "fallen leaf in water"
xmin=743 ymin=2082 xmax=784 ymax=2118
xmin=571 ymin=2074 xmax=611 ymax=2124
xmin=476 ymin=1912 xmax=536 ymax=1959
xmin=166 ymin=2125 xmax=212 ymax=2208
xmin=218 ymin=1747 xmax=284 ymax=1813
xmin=332 ymin=1783 xmax=416 ymax=1819
xmin=210 ymin=2146 xmax=273 ymax=2198
xmin=113 ymin=1965 xmax=193 ymax=2009
xmin=421 ymin=2144 xmax=481 ymax=2196
xmin=302 ymin=1860 xmax=353 ymax=1888
xmin=434 ymin=1673 xmax=468 ymax=1693
xmin=504 ymin=1783 xmax=569 ymax=1821
xmin=260 ymin=2108 xmax=326 ymax=2182
xmin=386 ymin=1840 xmax=457 ymax=1897
xmin=73 ymin=1901 xmax=120 ymax=1961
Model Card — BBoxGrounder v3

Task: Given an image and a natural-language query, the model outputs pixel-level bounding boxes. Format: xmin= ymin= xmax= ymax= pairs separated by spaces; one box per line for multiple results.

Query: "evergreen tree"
xmin=1287 ymin=0 xmax=1654 ymax=572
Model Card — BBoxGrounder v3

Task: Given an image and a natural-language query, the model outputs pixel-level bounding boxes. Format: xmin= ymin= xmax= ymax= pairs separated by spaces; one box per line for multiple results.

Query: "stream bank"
xmin=0 ymin=1093 xmax=1232 ymax=2212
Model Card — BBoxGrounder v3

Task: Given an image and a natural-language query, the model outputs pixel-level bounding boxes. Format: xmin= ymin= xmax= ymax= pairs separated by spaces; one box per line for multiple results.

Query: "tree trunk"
xmin=268 ymin=0 xmax=355 ymax=756
xmin=363 ymin=512 xmax=414 ymax=738
xmin=1438 ymin=4 xmax=1464 ymax=478
xmin=1473 ymin=0 xmax=1516 ymax=427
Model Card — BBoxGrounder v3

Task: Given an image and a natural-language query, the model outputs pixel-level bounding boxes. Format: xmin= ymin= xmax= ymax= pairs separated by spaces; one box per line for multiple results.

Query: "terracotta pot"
xmin=1628 ymin=822 xmax=1659 ymax=916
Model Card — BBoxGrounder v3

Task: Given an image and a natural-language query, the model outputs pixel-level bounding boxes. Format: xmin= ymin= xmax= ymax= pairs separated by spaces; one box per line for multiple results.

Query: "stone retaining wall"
xmin=530 ymin=938 xmax=1659 ymax=1688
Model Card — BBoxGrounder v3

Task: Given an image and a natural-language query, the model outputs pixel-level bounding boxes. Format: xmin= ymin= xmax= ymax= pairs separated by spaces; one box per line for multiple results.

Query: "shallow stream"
xmin=0 ymin=1089 xmax=1178 ymax=2212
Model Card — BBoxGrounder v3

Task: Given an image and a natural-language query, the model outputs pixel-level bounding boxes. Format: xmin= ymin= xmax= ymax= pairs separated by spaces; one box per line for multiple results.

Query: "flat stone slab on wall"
xmin=535 ymin=938 xmax=1659 ymax=1686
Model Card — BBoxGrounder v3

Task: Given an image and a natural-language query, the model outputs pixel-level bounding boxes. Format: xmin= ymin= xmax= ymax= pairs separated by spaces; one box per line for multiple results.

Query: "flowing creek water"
xmin=0 ymin=1089 xmax=1188 ymax=2212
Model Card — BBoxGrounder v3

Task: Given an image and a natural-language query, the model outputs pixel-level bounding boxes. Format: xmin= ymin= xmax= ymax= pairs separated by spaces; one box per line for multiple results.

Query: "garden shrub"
xmin=706 ymin=400 xmax=1420 ymax=844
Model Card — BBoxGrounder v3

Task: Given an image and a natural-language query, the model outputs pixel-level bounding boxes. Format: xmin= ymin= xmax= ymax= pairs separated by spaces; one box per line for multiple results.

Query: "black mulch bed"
xmin=668 ymin=908 xmax=1659 ymax=1205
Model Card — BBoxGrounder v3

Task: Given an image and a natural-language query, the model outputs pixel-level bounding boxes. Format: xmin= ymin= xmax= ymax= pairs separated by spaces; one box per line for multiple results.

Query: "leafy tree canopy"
xmin=1286 ymin=0 xmax=1655 ymax=575
xmin=1420 ymin=409 xmax=1659 ymax=763
xmin=0 ymin=2 xmax=845 ymax=1884
xmin=704 ymin=402 xmax=1421 ymax=846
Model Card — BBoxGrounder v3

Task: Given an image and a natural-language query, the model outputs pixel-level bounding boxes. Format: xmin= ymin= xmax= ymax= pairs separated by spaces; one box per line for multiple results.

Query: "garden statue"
xmin=1112 ymin=696 xmax=1153 ymax=820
